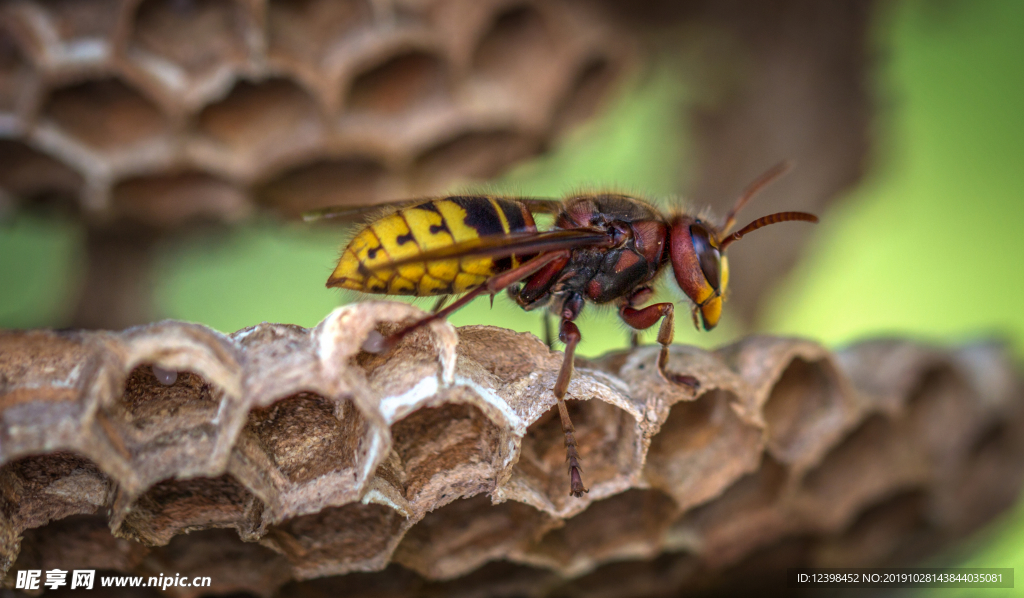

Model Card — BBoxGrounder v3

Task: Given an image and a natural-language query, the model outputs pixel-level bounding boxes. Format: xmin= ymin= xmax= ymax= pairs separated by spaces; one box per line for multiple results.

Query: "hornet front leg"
xmin=619 ymin=289 xmax=699 ymax=389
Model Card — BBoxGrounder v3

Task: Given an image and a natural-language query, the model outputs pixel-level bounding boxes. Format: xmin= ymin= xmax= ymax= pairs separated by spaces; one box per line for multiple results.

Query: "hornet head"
xmin=667 ymin=163 xmax=818 ymax=330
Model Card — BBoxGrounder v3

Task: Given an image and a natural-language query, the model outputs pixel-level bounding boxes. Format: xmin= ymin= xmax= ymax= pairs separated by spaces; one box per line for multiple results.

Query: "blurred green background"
xmin=1 ymin=0 xmax=1023 ymax=592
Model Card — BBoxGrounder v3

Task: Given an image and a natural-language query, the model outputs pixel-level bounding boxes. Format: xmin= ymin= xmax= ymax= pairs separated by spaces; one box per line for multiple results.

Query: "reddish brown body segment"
xmin=509 ymin=195 xmax=667 ymax=313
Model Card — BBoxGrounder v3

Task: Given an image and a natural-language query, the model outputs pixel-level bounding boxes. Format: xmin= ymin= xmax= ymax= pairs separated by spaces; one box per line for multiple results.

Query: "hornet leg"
xmin=554 ymin=317 xmax=588 ymax=497
xmin=620 ymin=300 xmax=699 ymax=390
xmin=624 ymin=287 xmax=654 ymax=349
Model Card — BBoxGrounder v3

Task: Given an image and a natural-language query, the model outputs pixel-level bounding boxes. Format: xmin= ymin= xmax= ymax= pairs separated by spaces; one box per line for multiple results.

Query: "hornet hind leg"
xmin=363 ymin=250 xmax=572 ymax=354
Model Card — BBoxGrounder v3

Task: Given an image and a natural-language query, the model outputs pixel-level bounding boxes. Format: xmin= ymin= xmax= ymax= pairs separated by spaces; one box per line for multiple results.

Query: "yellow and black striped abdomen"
xmin=328 ymin=196 xmax=538 ymax=295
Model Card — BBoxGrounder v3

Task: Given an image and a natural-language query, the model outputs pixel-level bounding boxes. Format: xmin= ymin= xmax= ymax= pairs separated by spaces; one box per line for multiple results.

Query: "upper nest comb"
xmin=0 ymin=0 xmax=630 ymax=226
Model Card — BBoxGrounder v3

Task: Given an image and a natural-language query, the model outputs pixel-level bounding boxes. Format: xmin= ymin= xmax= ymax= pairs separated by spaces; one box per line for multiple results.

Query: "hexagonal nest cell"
xmin=112 ymin=473 xmax=263 ymax=545
xmin=146 ymin=528 xmax=293 ymax=597
xmin=814 ymin=490 xmax=934 ymax=568
xmin=27 ymin=0 xmax=124 ymax=48
xmin=0 ymin=303 xmax=1022 ymax=596
xmin=761 ymin=356 xmax=849 ymax=471
xmin=112 ymin=170 xmax=249 ymax=225
xmin=42 ymin=77 xmax=170 ymax=151
xmin=0 ymin=140 xmax=83 ymax=210
xmin=551 ymin=55 xmax=618 ymax=134
xmin=129 ymin=0 xmax=252 ymax=80
xmin=345 ymin=50 xmax=450 ymax=117
xmin=247 ymin=392 xmax=362 ymax=486
xmin=0 ymin=452 xmax=111 ymax=533
xmin=0 ymin=29 xmax=35 ymax=118
xmin=644 ymin=389 xmax=763 ymax=511
xmin=389 ymin=400 xmax=504 ymax=505
xmin=472 ymin=4 xmax=555 ymax=79
xmin=103 ymin=365 xmax=228 ymax=482
xmin=255 ymin=156 xmax=392 ymax=217
xmin=195 ymin=78 xmax=327 ymax=166
xmin=795 ymin=413 xmax=929 ymax=532
xmin=392 ymin=493 xmax=553 ymax=579
xmin=11 ymin=514 xmax=145 ymax=575
xmin=412 ymin=129 xmax=539 ymax=189
xmin=525 ymin=488 xmax=680 ymax=575
xmin=267 ymin=0 xmax=373 ymax=68
xmin=668 ymin=453 xmax=791 ymax=568
xmin=515 ymin=398 xmax=641 ymax=511
xmin=264 ymin=501 xmax=406 ymax=579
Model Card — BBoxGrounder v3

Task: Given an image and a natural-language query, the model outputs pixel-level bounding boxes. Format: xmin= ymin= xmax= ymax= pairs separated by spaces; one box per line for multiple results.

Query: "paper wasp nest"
xmin=0 ymin=0 xmax=629 ymax=223
xmin=2 ymin=302 xmax=1022 ymax=596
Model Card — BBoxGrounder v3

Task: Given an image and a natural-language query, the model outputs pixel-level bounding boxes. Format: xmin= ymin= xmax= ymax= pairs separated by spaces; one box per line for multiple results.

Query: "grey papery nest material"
xmin=1 ymin=301 xmax=1022 ymax=597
